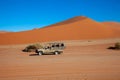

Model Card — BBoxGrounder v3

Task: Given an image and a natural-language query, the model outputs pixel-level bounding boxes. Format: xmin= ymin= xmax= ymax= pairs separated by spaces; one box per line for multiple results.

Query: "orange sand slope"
xmin=0 ymin=31 xmax=9 ymax=33
xmin=102 ymin=22 xmax=120 ymax=36
xmin=0 ymin=16 xmax=120 ymax=45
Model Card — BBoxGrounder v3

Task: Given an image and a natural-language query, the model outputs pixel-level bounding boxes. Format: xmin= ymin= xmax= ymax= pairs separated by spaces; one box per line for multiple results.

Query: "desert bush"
xmin=26 ymin=45 xmax=37 ymax=49
xmin=115 ymin=42 xmax=120 ymax=49
xmin=23 ymin=43 xmax=43 ymax=52
xmin=33 ymin=43 xmax=43 ymax=49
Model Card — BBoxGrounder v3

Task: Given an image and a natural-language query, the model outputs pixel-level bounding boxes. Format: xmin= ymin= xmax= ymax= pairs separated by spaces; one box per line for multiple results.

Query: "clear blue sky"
xmin=0 ymin=0 xmax=120 ymax=32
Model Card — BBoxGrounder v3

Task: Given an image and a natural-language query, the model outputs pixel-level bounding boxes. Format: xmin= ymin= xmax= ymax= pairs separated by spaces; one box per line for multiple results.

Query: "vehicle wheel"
xmin=38 ymin=51 xmax=43 ymax=55
xmin=54 ymin=51 xmax=59 ymax=55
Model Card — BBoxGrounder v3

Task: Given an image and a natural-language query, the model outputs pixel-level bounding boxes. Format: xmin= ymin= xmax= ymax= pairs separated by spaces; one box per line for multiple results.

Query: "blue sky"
xmin=0 ymin=0 xmax=120 ymax=32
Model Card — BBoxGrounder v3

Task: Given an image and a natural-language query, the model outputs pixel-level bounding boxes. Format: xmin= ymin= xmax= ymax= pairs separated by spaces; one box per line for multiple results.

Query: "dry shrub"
xmin=115 ymin=42 xmax=120 ymax=49
xmin=23 ymin=43 xmax=43 ymax=52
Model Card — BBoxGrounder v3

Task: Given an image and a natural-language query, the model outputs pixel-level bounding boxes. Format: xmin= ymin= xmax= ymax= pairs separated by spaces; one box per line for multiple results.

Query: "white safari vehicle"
xmin=36 ymin=43 xmax=65 ymax=55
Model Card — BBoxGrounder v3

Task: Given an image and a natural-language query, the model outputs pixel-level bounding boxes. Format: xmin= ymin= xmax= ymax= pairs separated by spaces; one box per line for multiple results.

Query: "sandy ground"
xmin=0 ymin=39 xmax=120 ymax=80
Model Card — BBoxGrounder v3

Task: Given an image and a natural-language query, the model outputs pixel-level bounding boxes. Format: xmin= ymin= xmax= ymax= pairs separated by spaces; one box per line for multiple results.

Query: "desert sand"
xmin=0 ymin=31 xmax=9 ymax=33
xmin=0 ymin=16 xmax=120 ymax=45
xmin=103 ymin=22 xmax=120 ymax=36
xmin=0 ymin=39 xmax=120 ymax=80
xmin=0 ymin=16 xmax=120 ymax=80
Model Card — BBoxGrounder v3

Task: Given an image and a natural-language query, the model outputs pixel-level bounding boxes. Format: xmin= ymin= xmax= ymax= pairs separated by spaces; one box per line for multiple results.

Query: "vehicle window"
xmin=56 ymin=44 xmax=59 ymax=47
xmin=47 ymin=47 xmax=50 ymax=49
xmin=61 ymin=43 xmax=64 ymax=47
xmin=52 ymin=45 xmax=55 ymax=47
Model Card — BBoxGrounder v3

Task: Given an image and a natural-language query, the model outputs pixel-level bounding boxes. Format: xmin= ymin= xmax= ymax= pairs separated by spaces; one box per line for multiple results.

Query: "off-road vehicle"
xmin=36 ymin=43 xmax=65 ymax=55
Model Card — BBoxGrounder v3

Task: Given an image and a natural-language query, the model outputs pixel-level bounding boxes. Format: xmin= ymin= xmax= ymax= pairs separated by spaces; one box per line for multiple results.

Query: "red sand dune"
xmin=0 ymin=31 xmax=9 ymax=33
xmin=0 ymin=16 xmax=120 ymax=45
xmin=102 ymin=22 xmax=120 ymax=27
xmin=102 ymin=22 xmax=120 ymax=36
